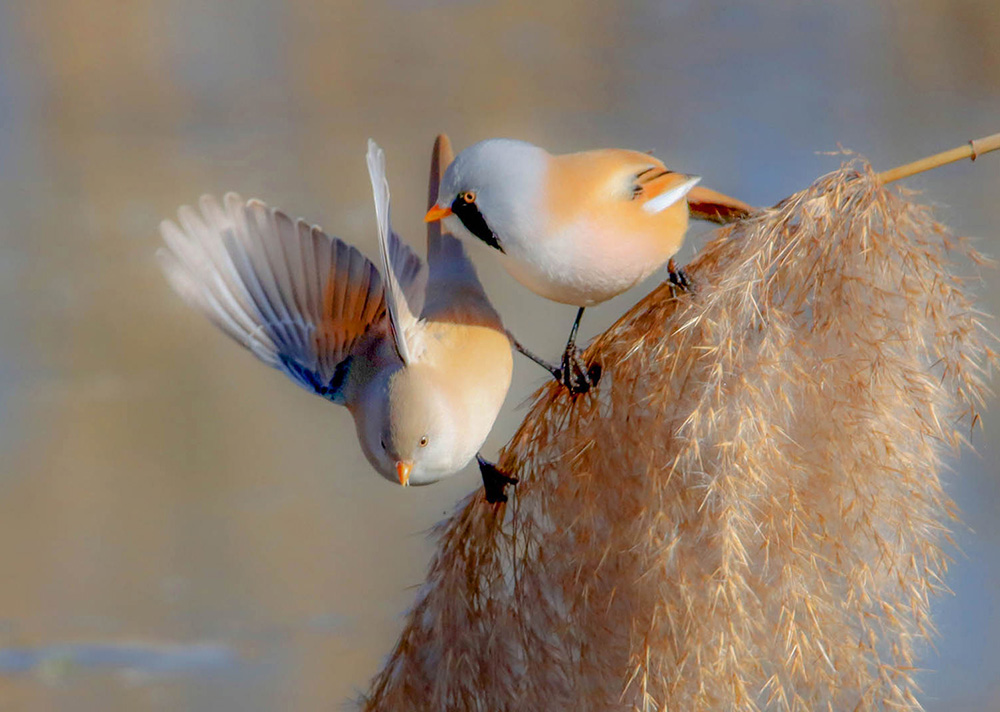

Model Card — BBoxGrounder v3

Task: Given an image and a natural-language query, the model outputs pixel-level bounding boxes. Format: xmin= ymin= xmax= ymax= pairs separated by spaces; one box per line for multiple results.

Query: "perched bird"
xmin=425 ymin=138 xmax=752 ymax=393
xmin=158 ymin=138 xmax=517 ymax=502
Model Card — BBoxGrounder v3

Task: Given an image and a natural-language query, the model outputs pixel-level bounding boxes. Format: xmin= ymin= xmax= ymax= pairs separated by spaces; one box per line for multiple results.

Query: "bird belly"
xmin=425 ymin=324 xmax=514 ymax=473
xmin=501 ymin=211 xmax=683 ymax=306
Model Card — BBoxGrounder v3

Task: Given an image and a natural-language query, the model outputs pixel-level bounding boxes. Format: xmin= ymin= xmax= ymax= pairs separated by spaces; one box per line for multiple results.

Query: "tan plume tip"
xmin=361 ymin=158 xmax=996 ymax=711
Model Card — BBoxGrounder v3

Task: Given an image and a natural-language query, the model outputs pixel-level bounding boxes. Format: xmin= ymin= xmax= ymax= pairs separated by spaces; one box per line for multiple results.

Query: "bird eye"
xmin=419 ymin=436 xmax=429 ymax=447
xmin=380 ymin=438 xmax=387 ymax=451
xmin=460 ymin=191 xmax=476 ymax=204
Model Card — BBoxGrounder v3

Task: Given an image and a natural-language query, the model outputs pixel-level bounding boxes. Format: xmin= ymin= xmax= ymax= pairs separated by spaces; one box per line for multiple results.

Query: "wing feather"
xmin=158 ymin=193 xmax=386 ymax=402
xmin=365 ymin=139 xmax=425 ymax=363
xmin=640 ymin=173 xmax=702 ymax=214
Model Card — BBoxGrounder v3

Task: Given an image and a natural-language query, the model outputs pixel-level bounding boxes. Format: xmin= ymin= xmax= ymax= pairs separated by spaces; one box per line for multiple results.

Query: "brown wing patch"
xmin=314 ymin=236 xmax=387 ymax=379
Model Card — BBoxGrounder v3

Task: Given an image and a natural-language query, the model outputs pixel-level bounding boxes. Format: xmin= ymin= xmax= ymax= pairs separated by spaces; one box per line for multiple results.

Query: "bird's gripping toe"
xmin=667 ymin=258 xmax=692 ymax=292
xmin=477 ymin=455 xmax=519 ymax=504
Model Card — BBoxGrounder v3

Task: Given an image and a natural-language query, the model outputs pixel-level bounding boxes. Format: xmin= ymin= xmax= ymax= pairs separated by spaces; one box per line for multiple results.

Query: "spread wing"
xmin=158 ymin=193 xmax=386 ymax=403
xmin=366 ymin=139 xmax=427 ymax=364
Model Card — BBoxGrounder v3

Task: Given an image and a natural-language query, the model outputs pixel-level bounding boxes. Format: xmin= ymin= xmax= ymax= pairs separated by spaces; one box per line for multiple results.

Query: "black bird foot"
xmin=555 ymin=347 xmax=602 ymax=396
xmin=477 ymin=455 xmax=519 ymax=504
xmin=511 ymin=336 xmax=600 ymax=396
xmin=667 ymin=258 xmax=691 ymax=291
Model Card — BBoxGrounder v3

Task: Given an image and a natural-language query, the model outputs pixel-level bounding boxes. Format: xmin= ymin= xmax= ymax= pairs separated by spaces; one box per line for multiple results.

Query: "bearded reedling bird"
xmin=424 ymin=138 xmax=752 ymax=394
xmin=158 ymin=138 xmax=518 ymax=503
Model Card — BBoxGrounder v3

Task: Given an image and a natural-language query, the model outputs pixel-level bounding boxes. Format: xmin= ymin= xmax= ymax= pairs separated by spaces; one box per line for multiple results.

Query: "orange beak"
xmin=424 ymin=204 xmax=453 ymax=223
xmin=396 ymin=460 xmax=413 ymax=487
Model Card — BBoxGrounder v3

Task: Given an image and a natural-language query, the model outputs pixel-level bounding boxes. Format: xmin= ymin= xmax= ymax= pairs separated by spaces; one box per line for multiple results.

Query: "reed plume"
xmin=361 ymin=153 xmax=995 ymax=711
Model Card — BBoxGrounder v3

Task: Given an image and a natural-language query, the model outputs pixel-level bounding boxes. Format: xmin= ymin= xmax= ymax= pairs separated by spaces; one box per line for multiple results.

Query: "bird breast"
xmin=498 ymin=202 xmax=689 ymax=306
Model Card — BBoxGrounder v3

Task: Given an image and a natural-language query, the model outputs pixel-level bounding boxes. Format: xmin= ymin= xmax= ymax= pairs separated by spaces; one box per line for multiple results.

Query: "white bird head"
xmin=355 ymin=362 xmax=463 ymax=488
xmin=426 ymin=139 xmax=548 ymax=254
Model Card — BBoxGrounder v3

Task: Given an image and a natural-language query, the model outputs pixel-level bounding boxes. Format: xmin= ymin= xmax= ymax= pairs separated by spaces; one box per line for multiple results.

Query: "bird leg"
xmin=667 ymin=258 xmax=691 ymax=291
xmin=508 ymin=308 xmax=601 ymax=396
xmin=557 ymin=307 xmax=601 ymax=395
xmin=477 ymin=454 xmax=518 ymax=504
xmin=510 ymin=337 xmax=563 ymax=381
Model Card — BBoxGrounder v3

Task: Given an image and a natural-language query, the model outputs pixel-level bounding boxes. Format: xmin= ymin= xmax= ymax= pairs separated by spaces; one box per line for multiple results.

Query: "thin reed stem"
xmin=877 ymin=131 xmax=1000 ymax=184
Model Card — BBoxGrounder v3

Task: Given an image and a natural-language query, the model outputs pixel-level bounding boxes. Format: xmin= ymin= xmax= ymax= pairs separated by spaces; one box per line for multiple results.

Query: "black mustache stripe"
xmin=632 ymin=167 xmax=675 ymax=199
xmin=450 ymin=196 xmax=504 ymax=253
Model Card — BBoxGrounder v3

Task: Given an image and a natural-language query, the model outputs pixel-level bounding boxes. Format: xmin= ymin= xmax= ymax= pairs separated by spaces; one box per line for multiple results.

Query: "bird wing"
xmin=632 ymin=161 xmax=753 ymax=223
xmin=635 ymin=168 xmax=702 ymax=214
xmin=158 ymin=193 xmax=386 ymax=403
xmin=420 ymin=134 xmax=504 ymax=329
xmin=389 ymin=227 xmax=427 ymax=318
xmin=366 ymin=139 xmax=426 ymax=364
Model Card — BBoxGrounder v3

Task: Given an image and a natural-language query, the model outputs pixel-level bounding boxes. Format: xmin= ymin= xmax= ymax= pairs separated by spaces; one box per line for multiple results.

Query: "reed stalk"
xmin=877 ymin=131 xmax=1000 ymax=184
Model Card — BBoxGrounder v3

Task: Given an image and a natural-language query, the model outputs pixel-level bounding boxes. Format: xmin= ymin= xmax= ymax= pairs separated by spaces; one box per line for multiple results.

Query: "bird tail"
xmin=420 ymin=133 xmax=504 ymax=329
xmin=686 ymin=185 xmax=755 ymax=224
xmin=158 ymin=193 xmax=386 ymax=400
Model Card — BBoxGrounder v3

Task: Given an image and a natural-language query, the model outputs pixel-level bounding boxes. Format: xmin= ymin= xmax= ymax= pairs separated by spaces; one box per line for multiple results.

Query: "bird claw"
xmin=477 ymin=455 xmax=519 ymax=504
xmin=556 ymin=348 xmax=602 ymax=396
xmin=667 ymin=258 xmax=691 ymax=291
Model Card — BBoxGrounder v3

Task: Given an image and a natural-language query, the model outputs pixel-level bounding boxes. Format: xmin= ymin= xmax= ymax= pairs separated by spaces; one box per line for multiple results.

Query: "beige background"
xmin=0 ymin=1 xmax=998 ymax=709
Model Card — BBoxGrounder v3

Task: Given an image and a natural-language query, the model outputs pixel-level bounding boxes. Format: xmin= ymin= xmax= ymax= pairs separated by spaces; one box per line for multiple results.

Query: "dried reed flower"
xmin=361 ymin=158 xmax=995 ymax=711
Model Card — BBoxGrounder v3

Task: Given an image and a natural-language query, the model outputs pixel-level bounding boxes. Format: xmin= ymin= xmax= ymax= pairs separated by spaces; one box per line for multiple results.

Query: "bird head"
xmin=424 ymin=138 xmax=548 ymax=254
xmin=357 ymin=366 xmax=463 ymax=488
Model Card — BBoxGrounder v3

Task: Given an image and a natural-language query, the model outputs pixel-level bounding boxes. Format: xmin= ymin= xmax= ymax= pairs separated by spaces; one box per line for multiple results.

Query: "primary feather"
xmin=158 ymin=193 xmax=386 ymax=402
xmin=366 ymin=139 xmax=425 ymax=364
xmin=641 ymin=175 xmax=702 ymax=214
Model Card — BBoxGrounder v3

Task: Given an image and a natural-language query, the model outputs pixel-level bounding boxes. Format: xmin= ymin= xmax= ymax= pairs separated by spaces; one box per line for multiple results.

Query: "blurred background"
xmin=0 ymin=1 xmax=998 ymax=709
